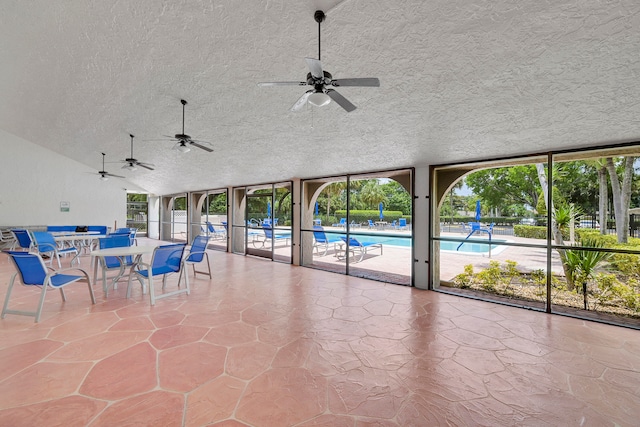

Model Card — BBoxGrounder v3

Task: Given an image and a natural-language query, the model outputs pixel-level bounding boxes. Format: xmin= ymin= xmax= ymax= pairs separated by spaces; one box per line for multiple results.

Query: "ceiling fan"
xmin=157 ymin=99 xmax=213 ymax=153
xmin=121 ymin=134 xmax=154 ymax=171
xmin=257 ymin=10 xmax=380 ymax=112
xmin=95 ymin=152 xmax=124 ymax=181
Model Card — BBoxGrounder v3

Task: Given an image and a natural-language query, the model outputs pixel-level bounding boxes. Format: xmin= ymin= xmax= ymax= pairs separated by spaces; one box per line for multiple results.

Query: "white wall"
xmin=0 ymin=129 xmax=127 ymax=228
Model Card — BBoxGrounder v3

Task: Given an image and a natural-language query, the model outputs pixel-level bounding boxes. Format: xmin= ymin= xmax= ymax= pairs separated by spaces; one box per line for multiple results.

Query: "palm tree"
xmin=360 ymin=181 xmax=386 ymax=209
xmin=324 ymin=182 xmax=346 ymax=223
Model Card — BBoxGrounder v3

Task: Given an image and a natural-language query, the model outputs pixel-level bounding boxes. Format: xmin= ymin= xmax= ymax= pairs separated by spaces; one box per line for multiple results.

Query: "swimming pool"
xmin=324 ymin=234 xmax=508 ymax=255
xmin=439 ymin=239 xmax=508 ymax=254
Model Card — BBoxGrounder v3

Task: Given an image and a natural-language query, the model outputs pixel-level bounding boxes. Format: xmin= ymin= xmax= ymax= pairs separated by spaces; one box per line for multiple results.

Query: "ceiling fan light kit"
xmin=176 ymin=142 xmax=191 ymax=153
xmin=308 ymin=91 xmax=331 ymax=107
xmin=257 ymin=10 xmax=379 ymax=112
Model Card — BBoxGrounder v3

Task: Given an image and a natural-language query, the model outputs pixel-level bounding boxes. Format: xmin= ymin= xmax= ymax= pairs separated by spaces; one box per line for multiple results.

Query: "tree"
xmin=606 ymin=157 xmax=636 ymax=243
xmin=206 ymin=193 xmax=227 ymax=214
xmin=382 ymin=181 xmax=412 ymax=215
xmin=360 ymin=181 xmax=386 ymax=209
xmin=465 ymin=166 xmax=540 ymax=213
xmin=536 ymin=163 xmax=576 ymax=290
xmin=324 ymin=182 xmax=346 ymax=222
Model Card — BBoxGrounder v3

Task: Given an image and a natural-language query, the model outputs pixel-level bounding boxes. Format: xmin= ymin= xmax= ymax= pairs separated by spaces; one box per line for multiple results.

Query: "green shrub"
xmin=452 ymin=264 xmax=474 ymax=288
xmin=609 ymin=253 xmax=640 ymax=278
xmin=514 ymin=225 xmax=547 ymax=239
xmin=594 ymin=273 xmax=640 ymax=312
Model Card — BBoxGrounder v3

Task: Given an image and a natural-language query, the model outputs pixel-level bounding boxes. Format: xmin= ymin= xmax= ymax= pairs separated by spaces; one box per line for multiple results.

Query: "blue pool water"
xmin=325 ymin=234 xmax=507 ymax=254
xmin=439 ymin=240 xmax=506 ymax=254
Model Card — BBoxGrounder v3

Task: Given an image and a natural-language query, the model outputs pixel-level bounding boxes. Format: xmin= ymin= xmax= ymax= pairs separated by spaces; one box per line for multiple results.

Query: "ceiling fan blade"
xmin=137 ymin=163 xmax=155 ymax=171
xmin=105 ymin=172 xmax=125 ymax=178
xmin=305 ymin=58 xmax=324 ymax=80
xmin=331 ymin=77 xmax=380 ymax=87
xmin=326 ymin=89 xmax=357 ymax=112
xmin=291 ymin=91 xmax=313 ymax=112
xmin=191 ymin=141 xmax=214 ymax=152
xmin=258 ymin=81 xmax=307 ymax=87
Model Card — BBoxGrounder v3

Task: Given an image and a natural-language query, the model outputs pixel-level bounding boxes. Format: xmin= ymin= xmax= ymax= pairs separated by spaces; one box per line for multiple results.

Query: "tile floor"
xmin=0 ymin=244 xmax=639 ymax=426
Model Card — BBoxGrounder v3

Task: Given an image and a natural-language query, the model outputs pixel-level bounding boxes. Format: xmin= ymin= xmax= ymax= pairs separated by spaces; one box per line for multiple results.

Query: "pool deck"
xmin=295 ymin=227 xmax=564 ymax=284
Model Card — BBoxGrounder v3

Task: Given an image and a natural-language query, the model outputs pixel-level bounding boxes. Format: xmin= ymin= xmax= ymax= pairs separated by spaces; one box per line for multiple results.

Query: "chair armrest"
xmin=44 ymin=267 xmax=90 ymax=282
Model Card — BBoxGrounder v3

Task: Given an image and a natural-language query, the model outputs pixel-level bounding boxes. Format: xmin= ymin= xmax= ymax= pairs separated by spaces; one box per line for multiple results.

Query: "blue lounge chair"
xmin=398 ymin=218 xmax=407 ymax=229
xmin=206 ymin=222 xmax=226 ymax=240
xmin=31 ymin=231 xmax=79 ymax=268
xmin=254 ymin=225 xmax=291 ymax=248
xmin=2 ymin=251 xmax=95 ymax=322
xmin=338 ymin=236 xmax=383 ymax=263
xmin=312 ymin=226 xmax=342 ymax=256
xmin=367 ymin=219 xmax=375 ymax=228
xmin=332 ymin=218 xmax=346 ymax=228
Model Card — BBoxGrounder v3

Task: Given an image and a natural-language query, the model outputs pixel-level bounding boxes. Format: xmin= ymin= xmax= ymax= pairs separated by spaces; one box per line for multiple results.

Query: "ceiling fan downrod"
xmin=181 ymin=99 xmax=187 ymax=135
xmin=314 ymin=10 xmax=325 ymax=61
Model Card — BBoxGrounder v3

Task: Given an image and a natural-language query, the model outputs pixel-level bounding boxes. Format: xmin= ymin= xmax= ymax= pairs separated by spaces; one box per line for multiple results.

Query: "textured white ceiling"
xmin=1 ymin=0 xmax=639 ymax=195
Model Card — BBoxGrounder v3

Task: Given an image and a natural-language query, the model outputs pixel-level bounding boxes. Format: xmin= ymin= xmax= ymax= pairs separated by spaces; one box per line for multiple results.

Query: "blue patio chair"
xmin=97 ymin=235 xmax=133 ymax=296
xmin=254 ymin=225 xmax=291 ymax=248
xmin=398 ymin=218 xmax=407 ymax=229
xmin=127 ymin=243 xmax=188 ymax=305
xmin=111 ymin=227 xmax=137 ymax=246
xmin=10 ymin=229 xmax=33 ymax=251
xmin=339 ymin=236 xmax=383 ymax=263
xmin=312 ymin=226 xmax=342 ymax=256
xmin=332 ymin=218 xmax=346 ymax=228
xmin=367 ymin=219 xmax=375 ymax=228
xmin=31 ymin=231 xmax=79 ymax=269
xmin=181 ymin=235 xmax=211 ymax=283
xmin=2 ymin=251 xmax=95 ymax=322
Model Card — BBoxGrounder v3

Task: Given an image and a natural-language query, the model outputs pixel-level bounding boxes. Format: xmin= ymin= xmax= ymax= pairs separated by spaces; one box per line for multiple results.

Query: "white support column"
xmin=147 ymin=195 xmax=160 ymax=239
xmin=413 ymin=166 xmax=430 ymax=289
xmin=291 ymin=178 xmax=301 ymax=265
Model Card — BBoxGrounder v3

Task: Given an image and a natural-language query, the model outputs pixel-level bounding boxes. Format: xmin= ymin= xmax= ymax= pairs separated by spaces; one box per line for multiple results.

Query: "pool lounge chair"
xmin=332 ymin=218 xmax=346 ymax=228
xmin=312 ymin=226 xmax=342 ymax=256
xmin=206 ymin=222 xmax=226 ymax=240
xmin=338 ymin=236 xmax=383 ymax=263
xmin=253 ymin=225 xmax=291 ymax=248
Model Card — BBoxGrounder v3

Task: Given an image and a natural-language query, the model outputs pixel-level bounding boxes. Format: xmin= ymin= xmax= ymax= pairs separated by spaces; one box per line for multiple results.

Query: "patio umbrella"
xmin=379 ymin=202 xmax=384 ymax=220
xmin=267 ymin=201 xmax=271 ymax=218
xmin=315 ymin=202 xmax=319 ymax=216
xmin=475 ymin=200 xmax=481 ymax=222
